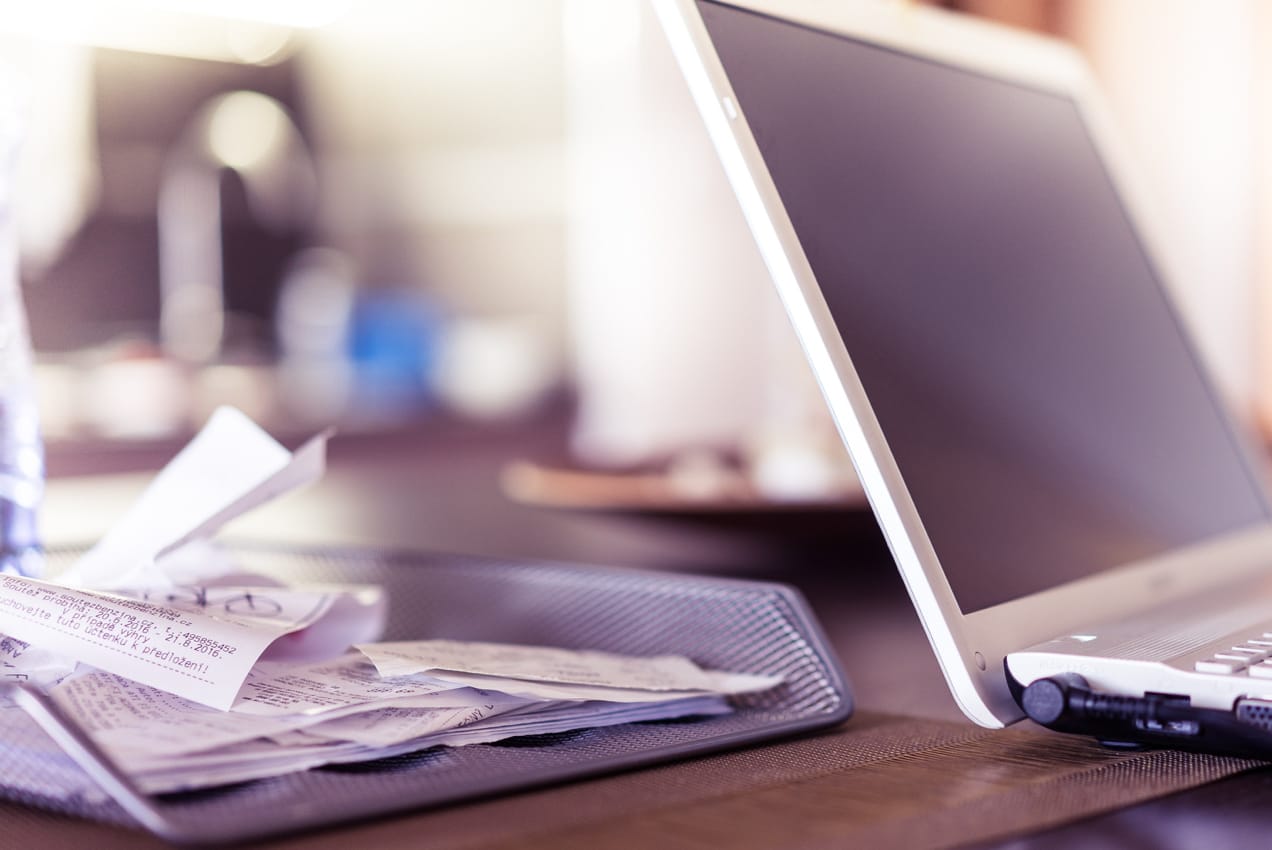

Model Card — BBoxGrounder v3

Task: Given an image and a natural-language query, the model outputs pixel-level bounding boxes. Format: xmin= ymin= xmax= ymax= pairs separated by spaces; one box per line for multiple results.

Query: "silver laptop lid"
xmin=693 ymin=0 xmax=1269 ymax=613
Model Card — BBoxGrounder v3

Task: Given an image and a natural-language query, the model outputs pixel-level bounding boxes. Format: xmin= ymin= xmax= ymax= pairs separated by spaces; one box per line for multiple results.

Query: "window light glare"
xmin=0 ymin=0 xmax=352 ymax=64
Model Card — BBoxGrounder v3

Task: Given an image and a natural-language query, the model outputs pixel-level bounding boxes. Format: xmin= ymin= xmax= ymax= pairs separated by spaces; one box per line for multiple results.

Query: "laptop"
xmin=654 ymin=0 xmax=1272 ymax=755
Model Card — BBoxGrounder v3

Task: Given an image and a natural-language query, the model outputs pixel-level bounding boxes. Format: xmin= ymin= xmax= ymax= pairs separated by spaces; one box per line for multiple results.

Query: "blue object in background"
xmin=347 ymin=289 xmax=443 ymax=415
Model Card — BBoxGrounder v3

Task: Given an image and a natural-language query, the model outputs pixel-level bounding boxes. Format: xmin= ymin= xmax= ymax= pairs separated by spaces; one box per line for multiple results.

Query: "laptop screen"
xmin=698 ymin=1 xmax=1270 ymax=612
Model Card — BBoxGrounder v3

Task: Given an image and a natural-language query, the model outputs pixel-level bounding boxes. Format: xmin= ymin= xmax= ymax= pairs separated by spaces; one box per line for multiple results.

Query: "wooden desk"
xmin=26 ymin=412 xmax=1271 ymax=848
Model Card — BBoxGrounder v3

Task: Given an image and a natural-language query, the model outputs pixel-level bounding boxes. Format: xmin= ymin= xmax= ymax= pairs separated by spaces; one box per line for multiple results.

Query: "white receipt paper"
xmin=63 ymin=406 xmax=328 ymax=591
xmin=47 ymin=643 xmax=779 ymax=794
xmin=0 ymin=577 xmax=346 ymax=709
xmin=0 ymin=408 xmax=385 ymax=709
xmin=359 ymin=640 xmax=783 ymax=700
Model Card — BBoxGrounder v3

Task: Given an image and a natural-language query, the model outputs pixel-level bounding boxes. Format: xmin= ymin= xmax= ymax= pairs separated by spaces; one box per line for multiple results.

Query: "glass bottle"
xmin=0 ymin=87 xmax=43 ymax=577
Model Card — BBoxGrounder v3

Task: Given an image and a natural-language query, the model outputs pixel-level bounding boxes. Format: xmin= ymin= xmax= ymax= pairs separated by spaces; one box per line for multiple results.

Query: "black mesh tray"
xmin=1 ymin=545 xmax=851 ymax=845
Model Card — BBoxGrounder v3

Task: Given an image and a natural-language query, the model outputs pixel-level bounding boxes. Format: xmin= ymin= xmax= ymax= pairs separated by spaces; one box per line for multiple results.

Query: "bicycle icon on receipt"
xmin=133 ymin=586 xmax=284 ymax=619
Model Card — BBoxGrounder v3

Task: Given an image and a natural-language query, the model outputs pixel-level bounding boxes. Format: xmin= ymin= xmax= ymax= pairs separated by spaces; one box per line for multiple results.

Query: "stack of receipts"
xmin=0 ymin=408 xmax=781 ymax=795
xmin=49 ymin=640 xmax=778 ymax=793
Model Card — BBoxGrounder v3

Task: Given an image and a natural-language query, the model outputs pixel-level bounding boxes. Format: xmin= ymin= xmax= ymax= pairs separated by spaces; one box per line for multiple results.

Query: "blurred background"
xmin=3 ymin=0 xmax=1272 ymax=506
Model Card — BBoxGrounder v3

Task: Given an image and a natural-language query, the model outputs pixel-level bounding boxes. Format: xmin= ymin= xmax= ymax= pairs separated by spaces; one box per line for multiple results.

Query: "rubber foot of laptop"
xmin=1097 ymin=739 xmax=1149 ymax=751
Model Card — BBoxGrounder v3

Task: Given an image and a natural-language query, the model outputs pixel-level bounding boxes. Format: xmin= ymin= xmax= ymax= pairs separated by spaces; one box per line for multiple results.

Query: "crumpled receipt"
xmin=358 ymin=640 xmax=782 ymax=701
xmin=0 ymin=408 xmax=386 ymax=709
xmin=45 ymin=643 xmax=777 ymax=794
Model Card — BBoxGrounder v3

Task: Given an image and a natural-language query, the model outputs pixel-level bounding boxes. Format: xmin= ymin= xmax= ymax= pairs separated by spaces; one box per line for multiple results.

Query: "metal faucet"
xmin=157 ymin=90 xmax=316 ymax=363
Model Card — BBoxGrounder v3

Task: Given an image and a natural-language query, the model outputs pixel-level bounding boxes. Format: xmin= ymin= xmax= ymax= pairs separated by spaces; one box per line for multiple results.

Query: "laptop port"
xmin=1234 ymin=697 xmax=1272 ymax=732
xmin=1134 ymin=717 xmax=1200 ymax=736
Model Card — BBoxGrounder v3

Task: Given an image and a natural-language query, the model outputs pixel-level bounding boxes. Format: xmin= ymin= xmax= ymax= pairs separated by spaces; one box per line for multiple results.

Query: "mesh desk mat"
xmin=0 ymin=546 xmax=851 ymax=845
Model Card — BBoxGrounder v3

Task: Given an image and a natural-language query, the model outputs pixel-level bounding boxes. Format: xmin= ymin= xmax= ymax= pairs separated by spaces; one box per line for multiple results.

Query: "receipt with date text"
xmin=0 ymin=408 xmax=386 ymax=709
xmin=0 ymin=576 xmax=352 ymax=709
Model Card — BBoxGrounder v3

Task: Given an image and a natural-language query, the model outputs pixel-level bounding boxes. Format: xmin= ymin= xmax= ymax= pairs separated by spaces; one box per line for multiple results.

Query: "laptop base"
xmin=1005 ymin=665 xmax=1272 ymax=761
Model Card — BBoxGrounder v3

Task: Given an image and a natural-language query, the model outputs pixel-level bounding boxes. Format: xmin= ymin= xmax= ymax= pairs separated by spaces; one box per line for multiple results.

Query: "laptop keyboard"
xmin=1195 ymin=635 xmax=1272 ymax=677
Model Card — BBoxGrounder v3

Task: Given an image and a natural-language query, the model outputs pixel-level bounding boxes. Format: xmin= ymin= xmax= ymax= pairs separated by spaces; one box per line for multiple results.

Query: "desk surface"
xmin=28 ymin=412 xmax=1272 ymax=848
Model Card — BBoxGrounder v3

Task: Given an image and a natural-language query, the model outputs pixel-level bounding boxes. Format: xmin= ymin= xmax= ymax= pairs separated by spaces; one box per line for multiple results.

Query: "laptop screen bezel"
xmin=654 ymin=0 xmax=1272 ymax=726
